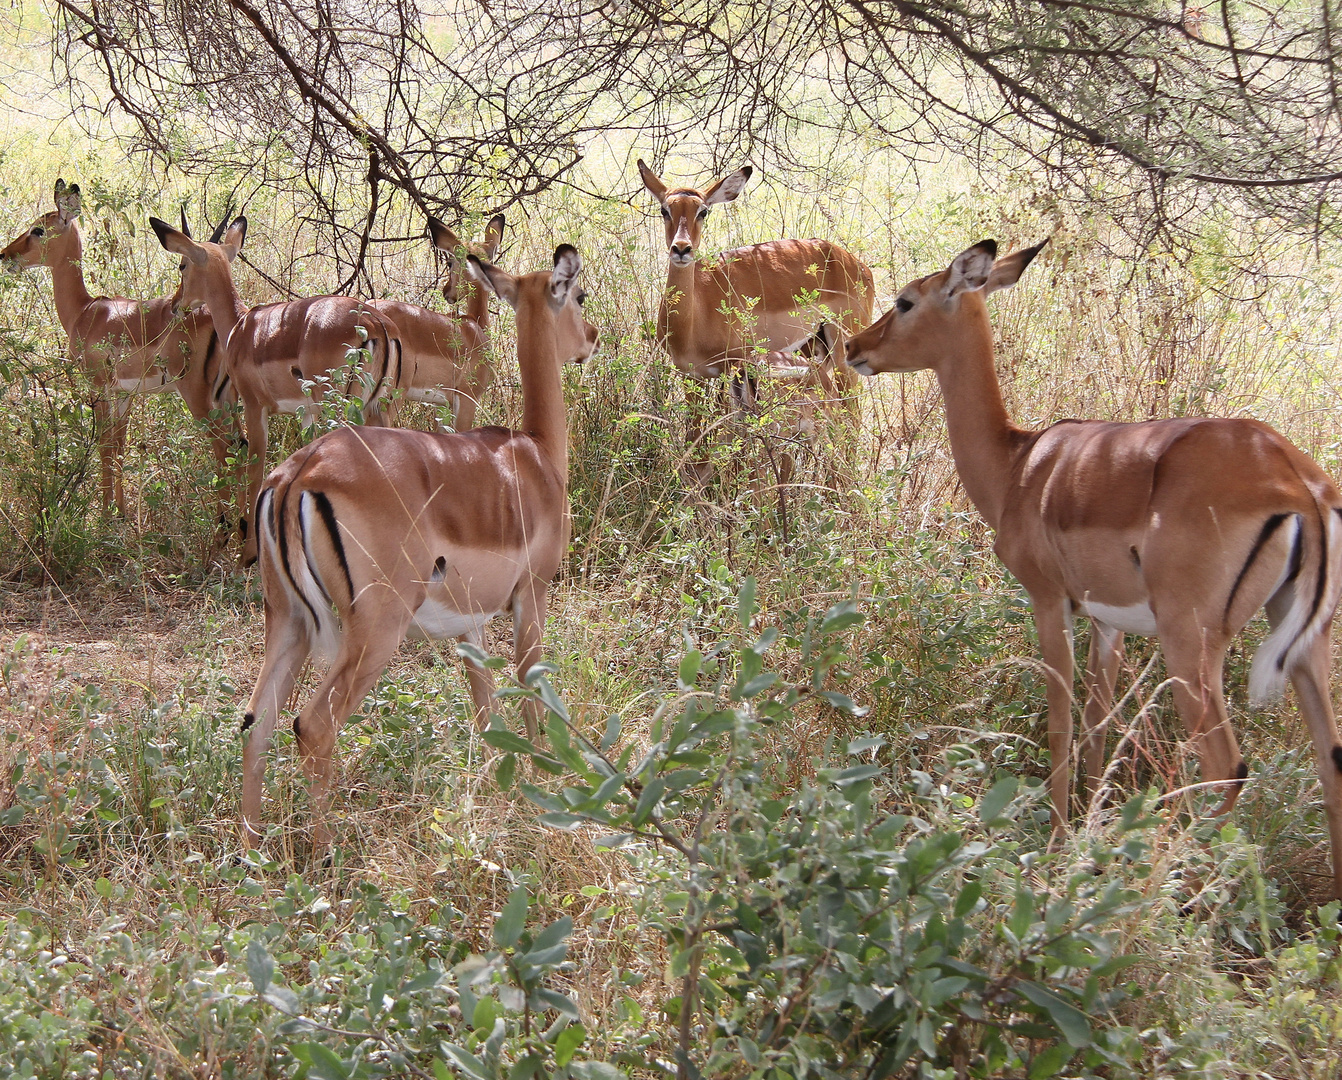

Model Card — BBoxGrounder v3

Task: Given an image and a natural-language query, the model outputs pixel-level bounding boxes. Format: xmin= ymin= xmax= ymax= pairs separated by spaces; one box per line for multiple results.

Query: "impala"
xmin=370 ymin=215 xmax=504 ymax=431
xmin=846 ymin=239 xmax=1342 ymax=897
xmin=237 ymin=245 xmax=597 ymax=848
xmin=1 ymin=180 xmax=233 ymax=522
xmin=150 ymin=215 xmax=407 ymax=566
xmin=637 ymin=159 xmax=873 ymax=475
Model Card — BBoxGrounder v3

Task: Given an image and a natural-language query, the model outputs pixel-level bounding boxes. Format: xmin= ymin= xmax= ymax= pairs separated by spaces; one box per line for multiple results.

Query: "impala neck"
xmin=931 ymin=296 xmax=1023 ymax=531
xmin=662 ymin=258 xmax=696 ymax=350
xmin=463 ymin=276 xmax=490 ymax=330
xmin=47 ymin=224 xmax=94 ymax=336
xmin=518 ymin=304 xmax=567 ymax=475
xmin=201 ymin=264 xmax=249 ymax=345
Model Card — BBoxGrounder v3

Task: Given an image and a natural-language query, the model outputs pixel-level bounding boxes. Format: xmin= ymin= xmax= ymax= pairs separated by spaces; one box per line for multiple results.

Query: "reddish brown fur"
xmin=846 ymin=240 xmax=1342 ymax=898
xmin=2 ymin=182 xmax=232 ymax=521
xmin=239 ymin=246 xmax=597 ymax=849
xmin=151 ymin=215 xmax=407 ymax=566
xmin=369 ymin=215 xmax=505 ymax=431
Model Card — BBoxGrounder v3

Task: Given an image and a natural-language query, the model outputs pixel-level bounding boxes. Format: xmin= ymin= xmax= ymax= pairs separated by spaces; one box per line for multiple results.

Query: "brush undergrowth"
xmin=0 ymin=80 xmax=1341 ymax=1077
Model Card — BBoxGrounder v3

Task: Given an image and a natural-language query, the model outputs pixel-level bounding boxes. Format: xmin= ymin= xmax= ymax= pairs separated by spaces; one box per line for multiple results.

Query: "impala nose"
xmin=670 ymin=243 xmax=692 ymax=262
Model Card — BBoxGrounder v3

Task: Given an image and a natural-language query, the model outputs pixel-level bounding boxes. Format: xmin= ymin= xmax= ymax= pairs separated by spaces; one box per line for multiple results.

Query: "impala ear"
xmin=427 ymin=216 xmax=462 ymax=254
xmin=219 ymin=216 xmax=247 ymax=260
xmin=150 ymin=216 xmax=208 ymax=265
xmin=703 ymin=165 xmax=752 ymax=207
xmin=54 ymin=180 xmax=81 ymax=223
xmin=984 ymin=238 xmax=1049 ymax=295
xmin=945 ymin=240 xmax=998 ymax=298
xmin=637 ymin=158 xmax=668 ymax=203
xmin=482 ymin=214 xmax=505 ymax=261
xmin=467 ymin=254 xmax=518 ymax=306
xmin=549 ymin=244 xmax=582 ymax=307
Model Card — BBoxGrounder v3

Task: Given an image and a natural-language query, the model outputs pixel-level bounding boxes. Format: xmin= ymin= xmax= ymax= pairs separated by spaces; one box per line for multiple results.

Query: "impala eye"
xmin=895 ymin=296 xmax=913 ymax=313
xmin=660 ymin=207 xmax=671 ymax=220
xmin=576 ymin=290 xmax=587 ymax=306
xmin=696 ymin=207 xmax=708 ymax=220
xmin=30 ymin=227 xmax=43 ymax=238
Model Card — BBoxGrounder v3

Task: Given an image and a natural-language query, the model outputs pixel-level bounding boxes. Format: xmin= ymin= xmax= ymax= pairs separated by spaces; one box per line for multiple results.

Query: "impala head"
xmin=1 ymin=178 xmax=82 ymax=269
xmin=637 ymin=159 xmax=752 ymax=268
xmin=468 ymin=244 xmax=599 ymax=364
xmin=428 ymin=214 xmax=505 ymax=305
xmin=845 ymin=239 xmax=1049 ymax=376
xmin=149 ymin=213 xmax=247 ymax=315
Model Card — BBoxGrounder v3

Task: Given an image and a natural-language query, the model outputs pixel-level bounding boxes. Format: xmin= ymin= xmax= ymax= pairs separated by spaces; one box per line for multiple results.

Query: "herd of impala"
xmin=5 ymin=168 xmax=1342 ymax=898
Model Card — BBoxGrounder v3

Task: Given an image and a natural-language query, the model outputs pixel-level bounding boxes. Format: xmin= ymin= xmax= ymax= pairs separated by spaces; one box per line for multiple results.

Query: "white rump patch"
xmin=1249 ymin=513 xmax=1335 ymax=704
xmin=1080 ymin=601 xmax=1158 ymax=637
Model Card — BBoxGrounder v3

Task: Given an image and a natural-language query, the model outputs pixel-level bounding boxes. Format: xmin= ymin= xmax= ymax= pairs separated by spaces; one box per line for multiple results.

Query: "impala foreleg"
xmin=1286 ymin=629 xmax=1342 ymax=899
xmin=1032 ymin=596 xmax=1077 ymax=828
xmin=460 ymin=627 xmax=497 ymax=732
xmin=239 ymin=401 xmax=269 ymax=566
xmin=1081 ymin=621 xmax=1125 ymax=806
xmin=513 ymin=584 xmax=550 ymax=743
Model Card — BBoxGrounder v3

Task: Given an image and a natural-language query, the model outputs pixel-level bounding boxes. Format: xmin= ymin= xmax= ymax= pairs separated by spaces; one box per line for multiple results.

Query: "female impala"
xmin=846 ymin=239 xmax=1342 ymax=898
xmin=150 ymin=215 xmax=406 ymax=566
xmin=1 ymin=180 xmax=232 ymax=521
xmin=638 ymin=160 xmax=873 ymax=469
xmin=237 ymin=245 xmax=597 ymax=849
xmin=371 ymin=215 xmax=504 ymax=431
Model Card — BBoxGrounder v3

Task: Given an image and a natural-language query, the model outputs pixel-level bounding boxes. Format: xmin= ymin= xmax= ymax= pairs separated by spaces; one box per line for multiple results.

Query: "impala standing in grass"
xmin=1 ymin=180 xmax=233 ymax=527
xmin=637 ymin=159 xmax=873 ymax=481
xmin=846 ymin=238 xmax=1342 ymax=899
xmin=150 ymin=214 xmax=407 ymax=566
xmin=371 ymin=214 xmax=506 ymax=432
xmin=238 ymin=245 xmax=598 ymax=850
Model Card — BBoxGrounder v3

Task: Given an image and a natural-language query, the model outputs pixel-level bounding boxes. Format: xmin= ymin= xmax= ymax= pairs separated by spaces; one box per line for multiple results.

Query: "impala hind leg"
xmin=1159 ymin=627 xmax=1245 ymax=817
xmin=1032 ymin=594 xmax=1077 ymax=828
xmin=1081 ymin=620 xmax=1125 ymax=807
xmin=1285 ymin=629 xmax=1342 ymax=899
xmin=241 ymin=610 xmax=312 ymax=848
xmin=293 ymin=601 xmax=412 ymax=851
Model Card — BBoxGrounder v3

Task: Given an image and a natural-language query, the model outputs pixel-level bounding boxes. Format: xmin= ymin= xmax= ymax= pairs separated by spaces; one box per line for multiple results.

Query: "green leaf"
xmin=531 ymin=915 xmax=573 ymax=955
xmin=847 ymin=736 xmax=885 ymax=755
xmin=539 ymin=811 xmax=588 ymax=830
xmin=980 ymin=775 xmax=1018 ymax=824
xmin=678 ymin=650 xmax=703 ymax=689
xmin=495 ymin=752 xmax=517 ymax=791
xmin=472 ymin=995 xmax=498 ymax=1034
xmin=820 ymin=600 xmax=863 ymax=633
xmin=247 ymin=939 xmax=274 ymax=994
xmin=1015 ymin=981 xmax=1091 ymax=1047
xmin=599 ymin=714 xmax=622 ymax=751
xmin=632 ymin=777 xmax=666 ymax=825
xmin=484 ymin=729 xmax=537 ymax=755
xmin=295 ymin=1042 xmax=351 ymax=1080
xmin=494 ymin=885 xmax=529 ymax=949
xmin=442 ymin=1043 xmax=491 ymax=1080
xmin=737 ymin=576 xmax=757 ymax=628
xmin=536 ymin=676 xmax=570 ymax=723
xmin=531 ymin=986 xmax=581 ymax=1018
xmin=554 ymin=1022 xmax=586 ymax=1066
xmin=1026 ymin=1042 xmax=1073 ymax=1079
xmin=953 ymin=880 xmax=983 ymax=918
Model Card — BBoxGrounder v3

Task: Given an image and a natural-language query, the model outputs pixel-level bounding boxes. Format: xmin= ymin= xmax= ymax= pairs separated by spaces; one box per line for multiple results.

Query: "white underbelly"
xmin=275 ymin=397 xmax=310 ymax=414
xmin=406 ymin=387 xmax=452 ymax=406
xmin=1080 ymin=600 xmax=1158 ymax=636
xmin=117 ymin=373 xmax=171 ymax=394
xmin=408 ymin=597 xmax=501 ymax=641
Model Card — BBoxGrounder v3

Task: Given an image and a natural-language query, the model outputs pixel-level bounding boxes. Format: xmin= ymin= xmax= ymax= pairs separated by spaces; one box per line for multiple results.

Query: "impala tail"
xmin=1248 ymin=504 xmax=1342 ymax=703
xmin=256 ymin=480 xmax=346 ymax=663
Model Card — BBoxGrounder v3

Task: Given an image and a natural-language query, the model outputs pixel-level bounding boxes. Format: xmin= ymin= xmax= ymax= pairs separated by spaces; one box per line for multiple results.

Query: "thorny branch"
xmin=39 ymin=0 xmax=1342 ymax=283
